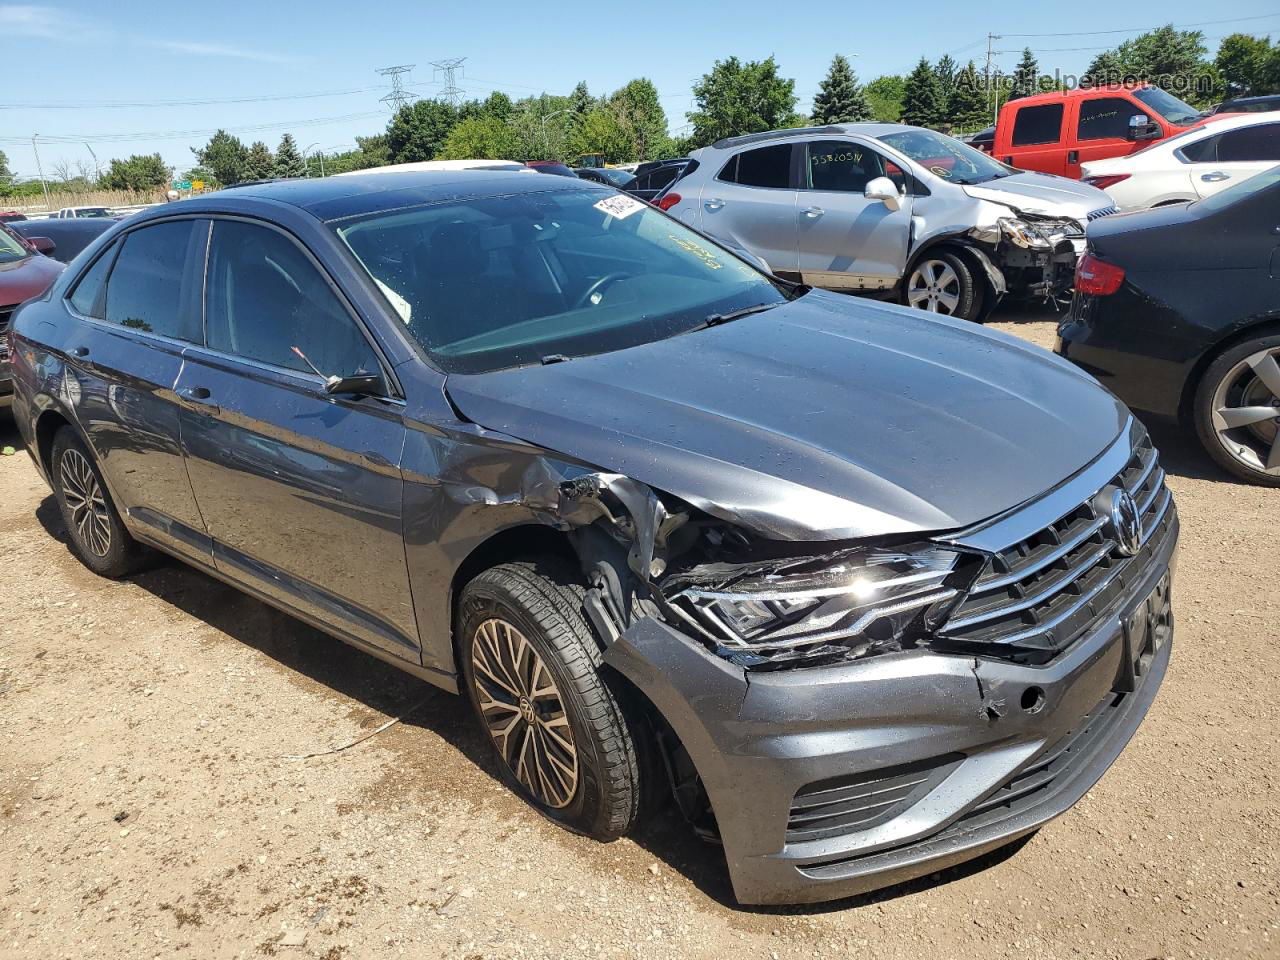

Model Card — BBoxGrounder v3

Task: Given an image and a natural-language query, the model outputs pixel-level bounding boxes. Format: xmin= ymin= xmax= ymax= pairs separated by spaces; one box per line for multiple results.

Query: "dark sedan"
xmin=10 ymin=172 xmax=1176 ymax=905
xmin=1 ymin=222 xmax=64 ymax=409
xmin=11 ymin=217 xmax=118 ymax=263
xmin=1057 ymin=165 xmax=1280 ymax=486
xmin=573 ymin=167 xmax=635 ymax=188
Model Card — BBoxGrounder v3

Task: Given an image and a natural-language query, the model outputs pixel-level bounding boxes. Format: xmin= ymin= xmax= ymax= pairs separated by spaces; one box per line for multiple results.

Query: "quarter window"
xmin=803 ymin=140 xmax=889 ymax=192
xmin=103 ymin=221 xmax=201 ymax=341
xmin=204 ymin=220 xmax=379 ymax=378
xmin=1077 ymin=97 xmax=1145 ymax=141
xmin=722 ymin=144 xmax=792 ymax=188
xmin=68 ymin=241 xmax=118 ymax=318
xmin=1178 ymin=135 xmax=1219 ymax=163
xmin=1011 ymin=104 xmax=1064 ymax=147
xmin=1217 ymin=123 xmax=1280 ymax=162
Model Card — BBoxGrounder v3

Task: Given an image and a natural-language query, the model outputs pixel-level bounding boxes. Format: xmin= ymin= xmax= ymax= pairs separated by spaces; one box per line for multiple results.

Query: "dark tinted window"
xmin=1011 ymin=104 xmax=1064 ymax=147
xmin=68 ymin=241 xmax=117 ymax=318
xmin=1179 ymin=134 xmax=1219 ymax=163
xmin=636 ymin=166 xmax=680 ymax=192
xmin=732 ymin=144 xmax=792 ymax=188
xmin=205 ymin=220 xmax=379 ymax=378
xmin=1077 ymin=97 xmax=1145 ymax=141
xmin=1217 ymin=123 xmax=1280 ymax=162
xmin=803 ymin=140 xmax=888 ymax=191
xmin=104 ymin=221 xmax=200 ymax=340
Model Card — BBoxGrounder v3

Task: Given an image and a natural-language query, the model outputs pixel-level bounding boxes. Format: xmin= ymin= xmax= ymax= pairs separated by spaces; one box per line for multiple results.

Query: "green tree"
xmin=0 ymin=149 xmax=11 ymax=193
xmin=438 ymin=114 xmax=521 ymax=160
xmin=100 ymin=154 xmax=170 ymax=191
xmin=1083 ymin=26 xmax=1219 ymax=105
xmin=934 ymin=54 xmax=959 ymax=100
xmin=1009 ymin=48 xmax=1041 ymax=100
xmin=568 ymin=106 xmax=637 ymax=163
xmin=569 ymin=81 xmax=595 ymax=117
xmin=865 ymin=75 xmax=906 ymax=122
xmin=947 ymin=60 xmax=990 ymax=130
xmin=192 ymin=129 xmax=248 ymax=186
xmin=243 ymin=140 xmax=275 ymax=180
xmin=609 ymin=78 xmax=670 ymax=159
xmin=900 ymin=57 xmax=945 ymax=128
xmin=1216 ymin=33 xmax=1274 ymax=97
xmin=273 ymin=134 xmax=306 ymax=178
xmin=386 ymin=99 xmax=460 ymax=163
xmin=811 ymin=54 xmax=872 ymax=124
xmin=686 ymin=56 xmax=801 ymax=147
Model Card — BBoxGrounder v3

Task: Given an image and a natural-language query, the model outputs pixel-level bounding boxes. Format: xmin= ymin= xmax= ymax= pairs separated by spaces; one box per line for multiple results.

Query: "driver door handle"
xmin=802 ymin=206 xmax=825 ymax=219
xmin=704 ymin=198 xmax=725 ymax=211
xmin=178 ymin=385 xmax=219 ymax=414
xmin=1201 ymin=171 xmax=1230 ymax=183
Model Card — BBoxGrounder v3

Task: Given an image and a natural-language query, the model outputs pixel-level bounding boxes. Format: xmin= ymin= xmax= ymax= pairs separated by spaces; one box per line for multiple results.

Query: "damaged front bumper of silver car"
xmin=599 ymin=422 xmax=1178 ymax=905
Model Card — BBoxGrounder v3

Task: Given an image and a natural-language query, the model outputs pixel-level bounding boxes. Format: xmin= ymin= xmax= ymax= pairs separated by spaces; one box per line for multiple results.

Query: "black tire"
xmin=457 ymin=560 xmax=644 ymax=839
xmin=1192 ymin=333 xmax=1280 ymax=487
xmin=901 ymin=249 xmax=982 ymax=322
xmin=50 ymin=427 xmax=147 ymax=577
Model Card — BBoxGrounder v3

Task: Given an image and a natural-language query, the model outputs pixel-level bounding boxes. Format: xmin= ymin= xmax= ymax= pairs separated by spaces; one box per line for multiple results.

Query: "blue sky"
xmin=3 ymin=1 xmax=1279 ymax=179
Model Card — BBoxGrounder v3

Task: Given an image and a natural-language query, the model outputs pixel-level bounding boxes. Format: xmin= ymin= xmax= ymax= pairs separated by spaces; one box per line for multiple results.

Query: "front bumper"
xmin=605 ymin=509 xmax=1177 ymax=905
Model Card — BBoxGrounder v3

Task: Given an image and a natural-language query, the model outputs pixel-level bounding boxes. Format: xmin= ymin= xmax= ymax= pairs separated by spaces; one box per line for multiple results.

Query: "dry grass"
xmin=2 ymin=187 xmax=170 ymax=215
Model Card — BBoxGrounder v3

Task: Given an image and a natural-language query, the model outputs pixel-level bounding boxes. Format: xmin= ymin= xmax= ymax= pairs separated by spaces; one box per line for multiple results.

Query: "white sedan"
xmin=1081 ymin=112 xmax=1280 ymax=210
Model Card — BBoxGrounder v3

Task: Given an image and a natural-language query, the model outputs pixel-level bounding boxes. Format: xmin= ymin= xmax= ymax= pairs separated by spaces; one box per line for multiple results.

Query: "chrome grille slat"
xmin=971 ymin=514 xmax=1108 ymax=594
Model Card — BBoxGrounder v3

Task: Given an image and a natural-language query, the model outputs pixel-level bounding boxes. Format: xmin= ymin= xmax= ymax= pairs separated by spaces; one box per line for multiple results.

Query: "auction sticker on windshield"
xmin=594 ymin=195 xmax=646 ymax=220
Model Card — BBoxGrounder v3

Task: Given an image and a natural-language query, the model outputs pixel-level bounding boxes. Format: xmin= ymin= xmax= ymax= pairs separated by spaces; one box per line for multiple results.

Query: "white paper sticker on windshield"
xmin=594 ymin=194 xmax=645 ymax=220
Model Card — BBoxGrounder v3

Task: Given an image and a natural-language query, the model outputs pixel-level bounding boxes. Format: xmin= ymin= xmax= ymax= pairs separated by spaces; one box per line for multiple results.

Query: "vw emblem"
xmin=1108 ymin=489 xmax=1142 ymax=557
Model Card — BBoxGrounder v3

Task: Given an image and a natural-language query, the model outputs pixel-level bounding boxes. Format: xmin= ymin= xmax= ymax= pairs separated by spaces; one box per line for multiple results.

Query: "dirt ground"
xmin=2 ymin=308 xmax=1277 ymax=960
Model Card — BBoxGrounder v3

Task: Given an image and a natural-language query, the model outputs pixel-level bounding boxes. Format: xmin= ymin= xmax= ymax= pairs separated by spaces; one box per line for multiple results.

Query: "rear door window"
xmin=1177 ymin=134 xmax=1219 ymax=163
xmin=1077 ymin=97 xmax=1145 ymax=141
xmin=103 ymin=220 xmax=202 ymax=341
xmin=721 ymin=144 xmax=792 ymax=188
xmin=1011 ymin=104 xmax=1064 ymax=146
xmin=1216 ymin=123 xmax=1280 ymax=162
xmin=204 ymin=219 xmax=380 ymax=378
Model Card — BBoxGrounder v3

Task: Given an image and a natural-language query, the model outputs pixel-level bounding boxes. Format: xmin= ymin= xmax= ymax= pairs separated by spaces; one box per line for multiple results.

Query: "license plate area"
xmin=1114 ymin=570 xmax=1173 ymax=693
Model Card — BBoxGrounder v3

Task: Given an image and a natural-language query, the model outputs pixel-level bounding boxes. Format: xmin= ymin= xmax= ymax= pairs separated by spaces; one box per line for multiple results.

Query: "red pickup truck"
xmin=990 ymin=84 xmax=1229 ymax=179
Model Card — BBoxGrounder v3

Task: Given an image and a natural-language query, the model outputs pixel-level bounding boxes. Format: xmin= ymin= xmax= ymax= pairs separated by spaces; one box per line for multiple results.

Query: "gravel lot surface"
xmin=2 ymin=307 xmax=1277 ymax=960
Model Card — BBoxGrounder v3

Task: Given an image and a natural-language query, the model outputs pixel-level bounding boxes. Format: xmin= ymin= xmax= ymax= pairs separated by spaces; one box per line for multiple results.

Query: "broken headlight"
xmin=664 ymin=543 xmax=966 ymax=668
xmin=998 ymin=216 xmax=1073 ymax=250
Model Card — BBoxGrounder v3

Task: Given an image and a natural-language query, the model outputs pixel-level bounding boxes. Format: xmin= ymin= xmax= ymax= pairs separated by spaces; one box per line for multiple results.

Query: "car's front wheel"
xmin=50 ymin=427 xmax=147 ymax=576
xmin=901 ymin=250 xmax=981 ymax=321
xmin=1193 ymin=334 xmax=1280 ymax=487
xmin=457 ymin=560 xmax=645 ymax=839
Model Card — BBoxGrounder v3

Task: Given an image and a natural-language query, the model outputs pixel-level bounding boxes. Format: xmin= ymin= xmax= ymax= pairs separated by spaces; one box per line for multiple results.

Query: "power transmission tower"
xmin=430 ymin=57 xmax=467 ymax=106
xmin=985 ymin=33 xmax=1003 ymax=125
xmin=376 ymin=64 xmax=416 ymax=113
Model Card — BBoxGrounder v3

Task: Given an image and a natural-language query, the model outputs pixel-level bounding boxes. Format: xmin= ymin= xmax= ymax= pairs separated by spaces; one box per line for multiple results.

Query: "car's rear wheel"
xmin=1193 ymin=334 xmax=1280 ymax=487
xmin=902 ymin=250 xmax=981 ymax=321
xmin=457 ymin=560 xmax=644 ymax=839
xmin=50 ymin=428 xmax=147 ymax=576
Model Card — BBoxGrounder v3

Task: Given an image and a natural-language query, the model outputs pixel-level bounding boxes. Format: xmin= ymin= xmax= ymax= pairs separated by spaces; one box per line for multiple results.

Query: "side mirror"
xmin=1127 ymin=114 xmax=1161 ymax=141
xmin=864 ymin=176 xmax=902 ymax=212
xmin=27 ymin=236 xmax=56 ymax=255
xmin=324 ymin=373 xmax=387 ymax=398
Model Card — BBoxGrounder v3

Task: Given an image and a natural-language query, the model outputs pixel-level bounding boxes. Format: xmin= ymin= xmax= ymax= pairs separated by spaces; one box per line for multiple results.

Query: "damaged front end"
xmin=992 ymin=211 xmax=1084 ymax=304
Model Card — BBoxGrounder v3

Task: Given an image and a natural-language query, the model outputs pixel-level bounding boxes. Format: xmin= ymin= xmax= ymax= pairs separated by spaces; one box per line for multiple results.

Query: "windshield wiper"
xmin=701 ymin=301 xmax=782 ymax=329
xmin=540 ymin=353 xmax=572 ymax=365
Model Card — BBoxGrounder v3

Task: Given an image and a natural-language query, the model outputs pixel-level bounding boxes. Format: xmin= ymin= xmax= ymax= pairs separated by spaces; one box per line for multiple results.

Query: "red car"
xmin=991 ymin=84 xmax=1234 ymax=179
xmin=1 ymin=223 xmax=63 ymax=410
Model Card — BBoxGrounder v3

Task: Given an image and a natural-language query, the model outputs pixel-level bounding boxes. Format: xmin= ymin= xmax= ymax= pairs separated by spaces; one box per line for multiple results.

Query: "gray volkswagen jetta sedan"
xmin=9 ymin=173 xmax=1177 ymax=905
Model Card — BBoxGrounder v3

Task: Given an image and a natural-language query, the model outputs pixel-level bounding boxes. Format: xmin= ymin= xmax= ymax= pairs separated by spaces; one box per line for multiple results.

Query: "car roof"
xmin=1008 ymin=83 xmax=1159 ymax=109
xmin=1222 ymin=93 xmax=1280 ymax=105
xmin=161 ymin=170 xmax=600 ymax=223
xmin=705 ymin=123 xmax=918 ymax=152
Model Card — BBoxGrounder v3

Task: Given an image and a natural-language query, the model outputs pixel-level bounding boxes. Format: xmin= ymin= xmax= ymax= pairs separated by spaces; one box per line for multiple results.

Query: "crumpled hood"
xmin=444 ymin=292 xmax=1128 ymax=541
xmin=965 ymin=172 xmax=1113 ymax=221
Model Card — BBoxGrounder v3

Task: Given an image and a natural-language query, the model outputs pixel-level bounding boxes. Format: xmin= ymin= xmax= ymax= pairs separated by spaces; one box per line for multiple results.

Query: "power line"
xmin=999 ymin=12 xmax=1280 ymax=39
xmin=0 ymin=111 xmax=386 ymax=146
xmin=0 ymin=87 xmax=380 ymax=110
xmin=376 ymin=64 xmax=417 ymax=113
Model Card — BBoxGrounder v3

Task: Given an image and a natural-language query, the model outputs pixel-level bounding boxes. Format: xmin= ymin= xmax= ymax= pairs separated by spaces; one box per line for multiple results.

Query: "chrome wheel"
xmin=906 ymin=259 xmax=961 ymax=314
xmin=59 ymin=448 xmax=112 ymax=557
xmin=1209 ymin=346 xmax=1280 ymax=477
xmin=470 ymin=618 xmax=579 ymax=809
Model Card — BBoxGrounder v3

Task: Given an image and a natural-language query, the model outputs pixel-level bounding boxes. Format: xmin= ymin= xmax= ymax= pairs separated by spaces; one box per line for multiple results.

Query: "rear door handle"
xmin=1201 ymin=171 xmax=1230 ymax=183
xmin=178 ymin=385 xmax=219 ymax=414
xmin=704 ymin=198 xmax=724 ymax=211
xmin=802 ymin=206 xmax=824 ymax=219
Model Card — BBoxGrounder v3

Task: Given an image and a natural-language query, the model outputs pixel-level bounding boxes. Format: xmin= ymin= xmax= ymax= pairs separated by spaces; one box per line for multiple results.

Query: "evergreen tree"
xmin=811 ymin=54 xmax=872 ymax=124
xmin=192 ymin=129 xmax=248 ymax=186
xmin=1009 ymin=48 xmax=1041 ymax=100
xmin=947 ymin=60 xmax=990 ymax=130
xmin=569 ymin=81 xmax=595 ymax=117
xmin=934 ymin=54 xmax=959 ymax=100
xmin=900 ymin=58 xmax=945 ymax=128
xmin=273 ymin=134 xmax=306 ymax=178
xmin=243 ymin=141 xmax=275 ymax=180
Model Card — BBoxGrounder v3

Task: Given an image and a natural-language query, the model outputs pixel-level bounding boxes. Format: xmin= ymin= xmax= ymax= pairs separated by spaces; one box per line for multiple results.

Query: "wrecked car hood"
xmin=444 ymin=292 xmax=1129 ymax=541
xmin=964 ymin=173 xmax=1112 ymax=220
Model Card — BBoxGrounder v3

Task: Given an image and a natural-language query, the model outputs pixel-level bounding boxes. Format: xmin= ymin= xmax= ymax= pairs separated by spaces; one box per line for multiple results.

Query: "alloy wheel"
xmin=59 ymin=448 xmax=112 ymax=557
xmin=470 ymin=618 xmax=580 ymax=809
xmin=906 ymin=259 xmax=961 ymax=314
xmin=1209 ymin=346 xmax=1280 ymax=478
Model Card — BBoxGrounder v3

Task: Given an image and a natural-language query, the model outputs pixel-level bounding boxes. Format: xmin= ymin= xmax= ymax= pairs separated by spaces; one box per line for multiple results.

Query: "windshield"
xmin=597 ymin=168 xmax=635 ymax=186
xmin=1193 ymin=164 xmax=1280 ymax=214
xmin=335 ymin=187 xmax=787 ymax=374
xmin=1133 ymin=87 xmax=1201 ymax=126
xmin=75 ymin=208 xmax=112 ymax=218
xmin=877 ymin=129 xmax=1012 ymax=184
xmin=0 ymin=224 xmax=30 ymax=263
